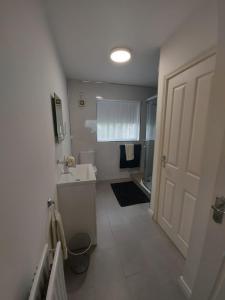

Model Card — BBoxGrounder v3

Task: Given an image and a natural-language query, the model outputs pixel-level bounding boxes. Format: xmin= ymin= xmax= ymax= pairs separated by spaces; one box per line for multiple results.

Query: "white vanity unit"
xmin=57 ymin=164 xmax=97 ymax=245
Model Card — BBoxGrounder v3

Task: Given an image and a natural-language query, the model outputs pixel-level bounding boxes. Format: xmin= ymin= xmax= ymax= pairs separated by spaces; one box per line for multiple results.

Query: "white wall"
xmin=68 ymin=80 xmax=156 ymax=180
xmin=189 ymin=2 xmax=225 ymax=297
xmin=0 ymin=1 xmax=71 ymax=299
xmin=151 ymin=0 xmax=218 ymax=295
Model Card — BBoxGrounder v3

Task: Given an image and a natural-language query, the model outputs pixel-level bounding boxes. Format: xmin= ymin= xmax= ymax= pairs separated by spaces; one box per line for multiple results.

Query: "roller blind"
xmin=97 ymin=99 xmax=140 ymax=142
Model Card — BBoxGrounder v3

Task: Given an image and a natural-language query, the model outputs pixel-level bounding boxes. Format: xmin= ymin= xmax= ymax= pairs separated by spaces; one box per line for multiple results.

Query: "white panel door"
xmin=158 ymin=55 xmax=216 ymax=257
xmin=191 ymin=139 xmax=225 ymax=300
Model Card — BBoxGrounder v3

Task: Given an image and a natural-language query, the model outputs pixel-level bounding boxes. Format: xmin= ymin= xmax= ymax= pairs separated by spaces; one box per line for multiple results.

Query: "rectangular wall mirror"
xmin=51 ymin=93 xmax=65 ymax=143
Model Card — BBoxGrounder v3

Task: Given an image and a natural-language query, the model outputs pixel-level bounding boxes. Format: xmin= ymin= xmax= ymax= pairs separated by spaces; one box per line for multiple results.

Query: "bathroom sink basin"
xmin=57 ymin=163 xmax=97 ymax=245
xmin=57 ymin=164 xmax=96 ymax=186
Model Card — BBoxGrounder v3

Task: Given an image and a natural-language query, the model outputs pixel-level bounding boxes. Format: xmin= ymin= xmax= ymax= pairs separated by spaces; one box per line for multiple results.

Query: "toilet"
xmin=79 ymin=150 xmax=97 ymax=175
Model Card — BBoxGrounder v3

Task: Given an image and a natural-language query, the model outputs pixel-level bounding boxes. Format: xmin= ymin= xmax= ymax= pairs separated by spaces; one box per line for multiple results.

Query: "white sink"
xmin=57 ymin=164 xmax=96 ymax=186
xmin=57 ymin=163 xmax=97 ymax=245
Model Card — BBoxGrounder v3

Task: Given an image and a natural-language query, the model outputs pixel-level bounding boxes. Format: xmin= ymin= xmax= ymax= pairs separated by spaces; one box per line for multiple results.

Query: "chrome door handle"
xmin=211 ymin=205 xmax=225 ymax=214
xmin=211 ymin=197 xmax=225 ymax=224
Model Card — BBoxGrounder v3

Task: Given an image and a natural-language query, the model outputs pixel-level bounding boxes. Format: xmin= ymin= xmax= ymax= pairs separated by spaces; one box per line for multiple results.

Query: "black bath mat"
xmin=111 ymin=181 xmax=149 ymax=207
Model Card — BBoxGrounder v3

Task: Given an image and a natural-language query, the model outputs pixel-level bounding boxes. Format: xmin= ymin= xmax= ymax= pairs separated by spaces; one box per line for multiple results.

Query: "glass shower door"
xmin=143 ymin=97 xmax=157 ymax=191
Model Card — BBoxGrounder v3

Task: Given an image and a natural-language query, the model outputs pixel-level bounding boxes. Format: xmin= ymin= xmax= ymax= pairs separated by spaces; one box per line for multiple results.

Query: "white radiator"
xmin=29 ymin=244 xmax=49 ymax=300
xmin=29 ymin=242 xmax=68 ymax=300
xmin=46 ymin=242 xmax=68 ymax=300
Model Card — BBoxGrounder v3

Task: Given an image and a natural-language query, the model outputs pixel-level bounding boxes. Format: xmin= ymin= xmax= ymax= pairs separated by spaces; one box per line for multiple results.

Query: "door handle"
xmin=211 ymin=197 xmax=225 ymax=224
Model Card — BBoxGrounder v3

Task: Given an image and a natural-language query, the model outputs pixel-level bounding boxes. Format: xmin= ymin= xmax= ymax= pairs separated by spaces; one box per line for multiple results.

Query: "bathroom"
xmin=2 ymin=1 xmax=223 ymax=300
xmin=68 ymin=80 xmax=157 ymax=194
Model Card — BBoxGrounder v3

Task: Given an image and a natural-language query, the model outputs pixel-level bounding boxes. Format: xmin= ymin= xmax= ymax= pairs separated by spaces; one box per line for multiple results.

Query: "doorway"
xmin=157 ymin=53 xmax=216 ymax=257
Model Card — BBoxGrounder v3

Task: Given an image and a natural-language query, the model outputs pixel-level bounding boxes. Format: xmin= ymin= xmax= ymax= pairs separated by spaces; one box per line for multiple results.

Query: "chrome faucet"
xmin=57 ymin=156 xmax=70 ymax=174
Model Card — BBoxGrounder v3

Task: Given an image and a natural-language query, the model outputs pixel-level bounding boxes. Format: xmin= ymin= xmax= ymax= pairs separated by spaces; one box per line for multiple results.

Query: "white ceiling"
xmin=44 ymin=0 xmax=204 ymax=86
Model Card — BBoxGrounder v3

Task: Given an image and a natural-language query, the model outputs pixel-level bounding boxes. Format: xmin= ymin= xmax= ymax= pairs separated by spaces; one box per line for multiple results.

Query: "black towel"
xmin=120 ymin=144 xmax=142 ymax=168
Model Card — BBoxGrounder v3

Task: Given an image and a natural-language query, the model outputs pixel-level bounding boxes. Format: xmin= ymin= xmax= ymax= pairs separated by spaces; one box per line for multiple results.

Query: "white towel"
xmin=49 ymin=205 xmax=68 ymax=260
xmin=125 ymin=144 xmax=134 ymax=161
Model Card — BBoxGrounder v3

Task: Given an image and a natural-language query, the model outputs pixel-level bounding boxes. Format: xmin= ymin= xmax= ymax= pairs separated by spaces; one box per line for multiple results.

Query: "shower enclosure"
xmin=143 ymin=96 xmax=157 ymax=192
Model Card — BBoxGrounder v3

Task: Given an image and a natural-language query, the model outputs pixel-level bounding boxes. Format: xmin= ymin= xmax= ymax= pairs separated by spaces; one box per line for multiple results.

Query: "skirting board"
xmin=178 ymin=276 xmax=192 ymax=299
xmin=148 ymin=207 xmax=154 ymax=217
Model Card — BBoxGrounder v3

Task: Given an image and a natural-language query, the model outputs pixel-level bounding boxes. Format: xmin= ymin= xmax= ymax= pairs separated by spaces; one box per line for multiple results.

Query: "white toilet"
xmin=79 ymin=150 xmax=97 ymax=176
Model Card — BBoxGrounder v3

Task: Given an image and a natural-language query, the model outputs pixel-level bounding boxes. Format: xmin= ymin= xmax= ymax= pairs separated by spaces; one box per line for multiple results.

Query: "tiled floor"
xmin=65 ymin=182 xmax=185 ymax=300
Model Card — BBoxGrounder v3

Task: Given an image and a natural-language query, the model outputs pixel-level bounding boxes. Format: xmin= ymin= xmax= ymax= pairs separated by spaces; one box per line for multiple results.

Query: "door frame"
xmin=152 ymin=47 xmax=217 ymax=224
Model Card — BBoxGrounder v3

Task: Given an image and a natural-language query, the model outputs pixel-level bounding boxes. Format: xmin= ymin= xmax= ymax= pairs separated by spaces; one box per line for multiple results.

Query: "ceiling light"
xmin=110 ymin=48 xmax=131 ymax=63
xmin=96 ymin=96 xmax=103 ymax=100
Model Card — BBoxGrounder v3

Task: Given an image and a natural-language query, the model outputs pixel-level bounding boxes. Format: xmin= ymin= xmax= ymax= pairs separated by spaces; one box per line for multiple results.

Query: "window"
xmin=97 ymin=99 xmax=140 ymax=142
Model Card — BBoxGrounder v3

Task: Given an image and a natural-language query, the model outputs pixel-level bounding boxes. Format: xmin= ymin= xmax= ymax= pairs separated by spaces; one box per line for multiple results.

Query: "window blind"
xmin=97 ymin=99 xmax=140 ymax=142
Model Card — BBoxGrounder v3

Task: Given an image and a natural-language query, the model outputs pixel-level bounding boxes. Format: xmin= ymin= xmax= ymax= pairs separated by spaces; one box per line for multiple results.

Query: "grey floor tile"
xmin=89 ymin=247 xmax=125 ymax=287
xmin=126 ymin=270 xmax=162 ymax=300
xmin=96 ymin=214 xmax=116 ymax=250
xmin=68 ymin=287 xmax=96 ymax=300
xmin=108 ymin=210 xmax=129 ymax=228
xmin=65 ymin=261 xmax=95 ymax=294
xmin=65 ymin=182 xmax=185 ymax=300
xmin=94 ymin=280 xmax=130 ymax=300
xmin=115 ymin=243 xmax=149 ymax=277
xmin=97 ymin=228 xmax=116 ymax=250
xmin=111 ymin=223 xmax=137 ymax=246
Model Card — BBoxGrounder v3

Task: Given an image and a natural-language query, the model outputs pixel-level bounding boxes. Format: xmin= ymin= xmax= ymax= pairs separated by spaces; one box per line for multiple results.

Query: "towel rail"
xmin=28 ymin=244 xmax=49 ymax=300
xmin=46 ymin=242 xmax=68 ymax=300
xmin=48 ymin=198 xmax=55 ymax=207
xmin=28 ymin=242 xmax=67 ymax=300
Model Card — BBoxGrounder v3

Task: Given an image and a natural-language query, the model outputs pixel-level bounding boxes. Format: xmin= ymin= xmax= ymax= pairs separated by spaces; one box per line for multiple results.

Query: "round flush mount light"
xmin=110 ymin=48 xmax=131 ymax=63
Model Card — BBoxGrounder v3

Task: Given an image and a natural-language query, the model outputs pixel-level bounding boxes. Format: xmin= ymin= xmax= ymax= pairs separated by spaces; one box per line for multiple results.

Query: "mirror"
xmin=51 ymin=93 xmax=65 ymax=143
